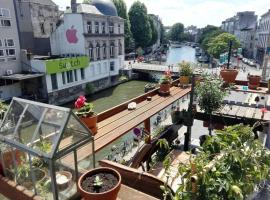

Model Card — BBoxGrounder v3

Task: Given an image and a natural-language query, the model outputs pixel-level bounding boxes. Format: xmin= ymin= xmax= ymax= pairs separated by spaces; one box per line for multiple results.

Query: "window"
xmin=1 ymin=19 xmax=11 ymax=27
xmin=0 ymin=39 xmax=2 ymax=47
xmin=6 ymin=49 xmax=15 ymax=56
xmin=66 ymin=71 xmax=73 ymax=83
xmin=0 ymin=8 xmax=10 ymax=18
xmin=98 ymin=63 xmax=101 ymax=74
xmin=51 ymin=74 xmax=58 ymax=90
xmin=110 ymin=42 xmax=114 ymax=58
xmin=87 ymin=21 xmax=92 ymax=33
xmin=74 ymin=69 xmax=78 ymax=81
xmin=50 ymin=23 xmax=54 ymax=33
xmin=118 ymin=24 xmax=121 ymax=34
xmin=96 ymin=43 xmax=100 ymax=60
xmin=95 ymin=22 xmax=99 ymax=34
xmin=110 ymin=62 xmax=115 ymax=71
xmin=89 ymin=43 xmax=93 ymax=60
xmin=118 ymin=40 xmax=122 ymax=55
xmin=0 ymin=49 xmax=4 ymax=57
xmin=109 ymin=22 xmax=114 ymax=34
xmin=40 ymin=23 xmax=45 ymax=35
xmin=5 ymin=39 xmax=14 ymax=47
xmin=102 ymin=22 xmax=106 ymax=34
xmin=103 ymin=43 xmax=106 ymax=59
xmin=80 ymin=68 xmax=85 ymax=80
xmin=62 ymin=72 xmax=66 ymax=84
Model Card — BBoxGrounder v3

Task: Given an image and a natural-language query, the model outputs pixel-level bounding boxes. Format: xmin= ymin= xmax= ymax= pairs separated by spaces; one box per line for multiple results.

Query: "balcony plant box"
xmin=179 ymin=61 xmax=193 ymax=85
xmin=78 ymin=167 xmax=121 ymax=200
xmin=220 ymin=69 xmax=238 ymax=84
xmin=159 ymin=71 xmax=172 ymax=96
xmin=248 ymin=75 xmax=261 ymax=90
xmin=75 ymin=96 xmax=98 ymax=135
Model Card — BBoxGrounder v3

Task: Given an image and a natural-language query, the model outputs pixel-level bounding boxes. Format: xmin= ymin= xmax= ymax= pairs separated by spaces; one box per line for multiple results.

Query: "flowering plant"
xmin=159 ymin=70 xmax=172 ymax=84
xmin=74 ymin=96 xmax=94 ymax=118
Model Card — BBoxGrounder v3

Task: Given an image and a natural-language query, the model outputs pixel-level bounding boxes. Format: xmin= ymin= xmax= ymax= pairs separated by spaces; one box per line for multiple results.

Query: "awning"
xmin=1 ymin=73 xmax=44 ymax=81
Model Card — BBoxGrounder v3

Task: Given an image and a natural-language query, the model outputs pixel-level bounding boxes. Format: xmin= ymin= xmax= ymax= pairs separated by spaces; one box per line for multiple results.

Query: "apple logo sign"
xmin=66 ymin=25 xmax=78 ymax=44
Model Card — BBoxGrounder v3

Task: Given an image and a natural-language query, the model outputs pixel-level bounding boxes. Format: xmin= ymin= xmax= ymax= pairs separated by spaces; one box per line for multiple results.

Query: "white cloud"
xmin=52 ymin=0 xmax=270 ymax=27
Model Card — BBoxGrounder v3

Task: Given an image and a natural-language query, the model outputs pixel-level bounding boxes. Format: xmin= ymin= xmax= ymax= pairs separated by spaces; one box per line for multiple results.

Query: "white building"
xmin=30 ymin=1 xmax=125 ymax=105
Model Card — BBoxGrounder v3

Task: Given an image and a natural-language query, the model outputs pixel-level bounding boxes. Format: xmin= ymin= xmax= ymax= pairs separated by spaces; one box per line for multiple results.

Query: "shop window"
xmin=62 ymin=72 xmax=66 ymax=84
xmin=51 ymin=73 xmax=58 ymax=90
xmin=66 ymin=71 xmax=73 ymax=83
xmin=80 ymin=68 xmax=85 ymax=80
xmin=74 ymin=69 xmax=78 ymax=81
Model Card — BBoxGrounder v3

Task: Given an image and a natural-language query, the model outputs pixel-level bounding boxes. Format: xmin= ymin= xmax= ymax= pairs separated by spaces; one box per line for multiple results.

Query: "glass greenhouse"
xmin=0 ymin=98 xmax=95 ymax=200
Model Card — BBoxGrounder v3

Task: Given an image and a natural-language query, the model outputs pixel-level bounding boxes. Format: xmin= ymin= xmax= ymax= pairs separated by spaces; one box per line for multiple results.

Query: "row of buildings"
xmin=221 ymin=10 xmax=270 ymax=67
xmin=0 ymin=0 xmax=126 ymax=104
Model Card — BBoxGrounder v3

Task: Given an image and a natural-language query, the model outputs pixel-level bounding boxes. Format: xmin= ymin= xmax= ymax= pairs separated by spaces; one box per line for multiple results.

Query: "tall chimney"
xmin=71 ymin=0 xmax=77 ymax=13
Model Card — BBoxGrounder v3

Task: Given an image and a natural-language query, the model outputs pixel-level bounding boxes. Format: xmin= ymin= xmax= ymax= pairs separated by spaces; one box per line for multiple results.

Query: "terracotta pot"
xmin=220 ymin=69 xmax=238 ymax=84
xmin=159 ymin=83 xmax=170 ymax=95
xmin=80 ymin=113 xmax=98 ymax=135
xmin=78 ymin=167 xmax=122 ymax=200
xmin=179 ymin=76 xmax=190 ymax=85
xmin=248 ymin=75 xmax=261 ymax=90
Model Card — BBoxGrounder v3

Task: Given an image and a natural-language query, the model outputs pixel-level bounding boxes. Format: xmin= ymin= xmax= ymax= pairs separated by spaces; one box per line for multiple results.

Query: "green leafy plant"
xmin=179 ymin=61 xmax=193 ymax=76
xmin=35 ymin=137 xmax=52 ymax=154
xmin=163 ymin=124 xmax=270 ymax=200
xmin=0 ymin=100 xmax=8 ymax=120
xmin=93 ymin=176 xmax=103 ymax=188
xmin=86 ymin=83 xmax=95 ymax=95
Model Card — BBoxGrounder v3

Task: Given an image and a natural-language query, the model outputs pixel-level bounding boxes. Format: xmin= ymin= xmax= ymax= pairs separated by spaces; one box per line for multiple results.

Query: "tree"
xmin=128 ymin=1 xmax=152 ymax=48
xmin=148 ymin=16 xmax=158 ymax=46
xmin=168 ymin=23 xmax=184 ymax=42
xmin=207 ymin=33 xmax=241 ymax=58
xmin=198 ymin=25 xmax=220 ymax=44
xmin=160 ymin=21 xmax=166 ymax=44
xmin=201 ymin=29 xmax=224 ymax=52
xmin=112 ymin=0 xmax=133 ymax=52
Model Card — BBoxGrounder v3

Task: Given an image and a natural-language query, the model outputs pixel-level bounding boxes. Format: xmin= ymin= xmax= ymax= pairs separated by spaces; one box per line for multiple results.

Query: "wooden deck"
xmin=63 ymin=86 xmax=191 ymax=164
xmin=234 ymin=85 xmax=269 ymax=94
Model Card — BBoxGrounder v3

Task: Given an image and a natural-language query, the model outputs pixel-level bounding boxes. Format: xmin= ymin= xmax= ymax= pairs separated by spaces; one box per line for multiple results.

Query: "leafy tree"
xmin=207 ymin=33 xmax=241 ymax=58
xmin=160 ymin=21 xmax=166 ymax=44
xmin=148 ymin=16 xmax=158 ymax=46
xmin=112 ymin=0 xmax=133 ymax=52
xmin=168 ymin=23 xmax=185 ymax=42
xmin=198 ymin=25 xmax=220 ymax=44
xmin=201 ymin=29 xmax=224 ymax=52
xmin=128 ymin=1 xmax=152 ymax=48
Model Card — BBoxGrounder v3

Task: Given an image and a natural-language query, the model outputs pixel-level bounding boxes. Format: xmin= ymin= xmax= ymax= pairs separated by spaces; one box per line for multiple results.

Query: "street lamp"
xmin=227 ymin=40 xmax=232 ymax=69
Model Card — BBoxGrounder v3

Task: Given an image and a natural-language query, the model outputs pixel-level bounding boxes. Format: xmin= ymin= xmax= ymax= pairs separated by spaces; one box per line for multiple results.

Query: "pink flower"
xmin=164 ymin=70 xmax=171 ymax=76
xmin=75 ymin=98 xmax=85 ymax=109
xmin=78 ymin=95 xmax=86 ymax=103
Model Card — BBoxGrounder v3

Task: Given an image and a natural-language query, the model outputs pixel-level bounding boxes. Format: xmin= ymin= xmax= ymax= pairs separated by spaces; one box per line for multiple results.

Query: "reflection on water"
xmin=166 ymin=46 xmax=196 ymax=65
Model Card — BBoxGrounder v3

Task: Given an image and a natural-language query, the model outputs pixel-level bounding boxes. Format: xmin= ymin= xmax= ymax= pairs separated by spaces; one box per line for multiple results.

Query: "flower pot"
xmin=159 ymin=83 xmax=170 ymax=96
xmin=220 ymin=69 xmax=238 ymax=84
xmin=1 ymin=149 xmax=24 ymax=168
xmin=179 ymin=76 xmax=190 ymax=85
xmin=80 ymin=113 xmax=98 ymax=135
xmin=56 ymin=171 xmax=72 ymax=191
xmin=78 ymin=167 xmax=121 ymax=200
xmin=248 ymin=75 xmax=261 ymax=90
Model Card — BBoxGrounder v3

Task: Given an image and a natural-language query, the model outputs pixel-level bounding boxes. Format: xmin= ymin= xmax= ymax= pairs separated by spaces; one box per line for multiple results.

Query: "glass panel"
xmin=57 ymin=114 xmax=90 ymax=153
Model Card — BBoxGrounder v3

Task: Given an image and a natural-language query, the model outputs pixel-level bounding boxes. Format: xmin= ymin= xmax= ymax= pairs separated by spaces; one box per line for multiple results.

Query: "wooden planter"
xmin=78 ymin=167 xmax=121 ymax=200
xmin=220 ymin=69 xmax=238 ymax=84
xmin=159 ymin=83 xmax=170 ymax=96
xmin=80 ymin=113 xmax=98 ymax=135
xmin=248 ymin=75 xmax=261 ymax=90
xmin=179 ymin=76 xmax=190 ymax=85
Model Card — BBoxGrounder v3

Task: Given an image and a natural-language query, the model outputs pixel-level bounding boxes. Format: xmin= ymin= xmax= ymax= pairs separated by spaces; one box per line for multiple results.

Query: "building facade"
xmin=0 ymin=0 xmax=22 ymax=100
xmin=221 ymin=17 xmax=236 ymax=34
xmin=255 ymin=10 xmax=270 ymax=66
xmin=14 ymin=0 xmax=61 ymax=55
xmin=30 ymin=1 xmax=125 ymax=105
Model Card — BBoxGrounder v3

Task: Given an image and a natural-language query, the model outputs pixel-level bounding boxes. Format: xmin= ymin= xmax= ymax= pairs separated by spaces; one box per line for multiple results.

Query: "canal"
xmin=166 ymin=46 xmax=196 ymax=65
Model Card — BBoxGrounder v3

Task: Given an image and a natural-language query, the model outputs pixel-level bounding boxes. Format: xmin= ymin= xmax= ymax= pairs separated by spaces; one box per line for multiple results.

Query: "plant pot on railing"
xmin=159 ymin=83 xmax=170 ymax=95
xmin=78 ymin=167 xmax=122 ymax=200
xmin=220 ymin=69 xmax=238 ymax=84
xmin=179 ymin=76 xmax=190 ymax=85
xmin=80 ymin=114 xmax=98 ymax=135
xmin=248 ymin=75 xmax=261 ymax=90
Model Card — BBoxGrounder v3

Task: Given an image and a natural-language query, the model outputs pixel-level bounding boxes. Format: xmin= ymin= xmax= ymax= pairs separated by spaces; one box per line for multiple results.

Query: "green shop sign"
xmin=46 ymin=56 xmax=89 ymax=74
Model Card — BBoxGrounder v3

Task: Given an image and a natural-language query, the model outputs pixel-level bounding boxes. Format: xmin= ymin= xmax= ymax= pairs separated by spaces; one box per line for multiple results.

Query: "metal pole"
xmin=184 ymin=74 xmax=195 ymax=151
xmin=92 ymin=136 xmax=96 ymax=168
xmin=49 ymin=160 xmax=58 ymax=200
xmin=227 ymin=40 xmax=232 ymax=69
xmin=28 ymin=153 xmax=37 ymax=195
xmin=73 ymin=150 xmax=78 ymax=182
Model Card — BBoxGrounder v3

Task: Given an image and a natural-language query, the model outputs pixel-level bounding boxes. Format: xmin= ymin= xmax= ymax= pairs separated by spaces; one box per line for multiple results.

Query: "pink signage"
xmin=66 ymin=26 xmax=78 ymax=44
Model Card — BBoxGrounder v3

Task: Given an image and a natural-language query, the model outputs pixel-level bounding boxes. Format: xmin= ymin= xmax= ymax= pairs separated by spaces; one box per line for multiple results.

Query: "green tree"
xmin=198 ymin=25 xmax=220 ymax=44
xmin=207 ymin=33 xmax=241 ymax=58
xmin=201 ymin=29 xmax=224 ymax=52
xmin=128 ymin=1 xmax=152 ymax=48
xmin=168 ymin=23 xmax=184 ymax=42
xmin=160 ymin=21 xmax=166 ymax=44
xmin=148 ymin=16 xmax=158 ymax=46
xmin=112 ymin=0 xmax=133 ymax=52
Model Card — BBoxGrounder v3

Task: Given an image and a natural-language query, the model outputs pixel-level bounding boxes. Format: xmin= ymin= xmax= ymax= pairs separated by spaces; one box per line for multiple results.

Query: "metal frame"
xmin=0 ymin=97 xmax=95 ymax=200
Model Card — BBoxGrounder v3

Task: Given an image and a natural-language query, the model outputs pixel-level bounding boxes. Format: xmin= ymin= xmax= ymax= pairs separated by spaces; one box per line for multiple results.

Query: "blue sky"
xmin=53 ymin=0 xmax=269 ymax=28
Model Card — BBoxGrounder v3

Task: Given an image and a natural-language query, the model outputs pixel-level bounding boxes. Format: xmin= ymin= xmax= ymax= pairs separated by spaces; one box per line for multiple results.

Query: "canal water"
xmin=166 ymin=46 xmax=196 ymax=65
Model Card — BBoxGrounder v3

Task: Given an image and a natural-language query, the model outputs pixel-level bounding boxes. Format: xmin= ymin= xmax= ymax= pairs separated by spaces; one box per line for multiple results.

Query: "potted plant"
xmin=196 ymin=75 xmax=227 ymax=135
xmin=75 ymin=96 xmax=98 ymax=135
xmin=78 ymin=167 xmax=122 ymax=200
xmin=179 ymin=61 xmax=193 ymax=84
xmin=248 ymin=75 xmax=261 ymax=90
xmin=220 ymin=65 xmax=238 ymax=84
xmin=159 ymin=71 xmax=172 ymax=96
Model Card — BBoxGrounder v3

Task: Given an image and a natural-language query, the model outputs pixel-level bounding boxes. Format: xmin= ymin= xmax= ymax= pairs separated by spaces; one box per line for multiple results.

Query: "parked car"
xmin=248 ymin=60 xmax=256 ymax=67
xmin=242 ymin=58 xmax=248 ymax=64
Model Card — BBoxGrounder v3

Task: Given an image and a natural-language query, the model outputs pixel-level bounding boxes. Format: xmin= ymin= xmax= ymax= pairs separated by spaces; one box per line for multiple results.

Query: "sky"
xmin=53 ymin=0 xmax=270 ymax=28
